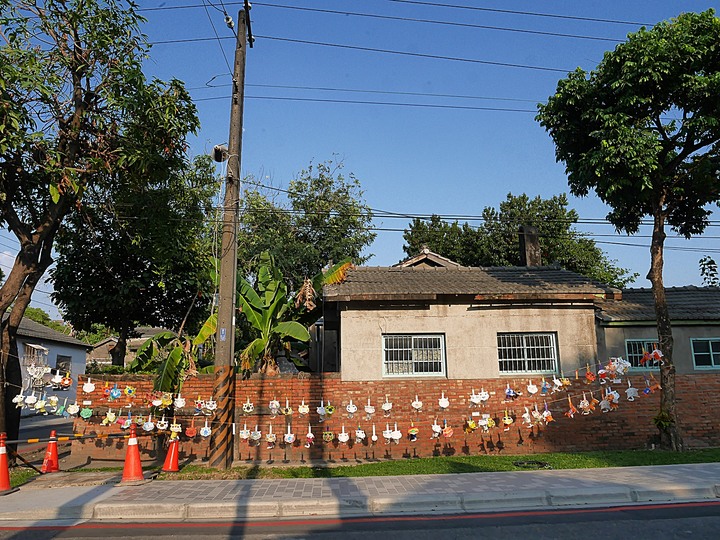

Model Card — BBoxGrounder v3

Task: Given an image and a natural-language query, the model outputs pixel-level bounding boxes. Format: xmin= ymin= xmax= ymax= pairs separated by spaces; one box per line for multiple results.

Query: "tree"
xmin=50 ymin=155 xmax=217 ymax=366
xmin=699 ymin=256 xmax=719 ymax=287
xmin=23 ymin=306 xmax=68 ymax=334
xmin=238 ymin=160 xmax=375 ymax=290
xmin=0 ymin=1 xmax=201 ymax=440
xmin=536 ymin=10 xmax=720 ymax=450
xmin=403 ymin=193 xmax=636 ymax=288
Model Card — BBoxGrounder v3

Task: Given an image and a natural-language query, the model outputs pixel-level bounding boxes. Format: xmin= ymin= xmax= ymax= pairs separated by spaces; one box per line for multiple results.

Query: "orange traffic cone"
xmin=121 ymin=424 xmax=145 ymax=484
xmin=41 ymin=430 xmax=60 ymax=473
xmin=161 ymin=433 xmax=180 ymax=473
xmin=1 ymin=432 xmax=18 ymax=496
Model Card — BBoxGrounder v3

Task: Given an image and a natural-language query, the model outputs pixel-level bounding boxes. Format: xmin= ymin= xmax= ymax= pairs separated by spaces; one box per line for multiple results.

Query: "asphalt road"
xmin=17 ymin=415 xmax=75 ymax=443
xmin=0 ymin=501 xmax=718 ymax=540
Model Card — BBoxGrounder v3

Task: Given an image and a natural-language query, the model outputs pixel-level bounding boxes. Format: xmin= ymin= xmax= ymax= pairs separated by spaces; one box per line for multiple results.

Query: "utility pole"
xmin=209 ymin=3 xmax=253 ymax=470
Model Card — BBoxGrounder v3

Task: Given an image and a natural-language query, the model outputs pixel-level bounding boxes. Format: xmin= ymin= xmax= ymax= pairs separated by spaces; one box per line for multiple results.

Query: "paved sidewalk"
xmin=1 ymin=463 xmax=719 ymax=523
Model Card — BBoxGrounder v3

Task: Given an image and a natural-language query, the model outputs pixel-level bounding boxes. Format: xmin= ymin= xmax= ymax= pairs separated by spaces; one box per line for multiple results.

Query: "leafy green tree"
xmin=404 ymin=193 xmax=636 ymax=288
xmin=0 ymin=1 xmax=201 ymax=439
xmin=699 ymin=256 xmax=719 ymax=287
xmin=50 ymin=156 xmax=217 ymax=366
xmin=537 ymin=10 xmax=720 ymax=450
xmin=23 ymin=307 xmax=68 ymax=334
xmin=239 ymin=160 xmax=375 ymax=290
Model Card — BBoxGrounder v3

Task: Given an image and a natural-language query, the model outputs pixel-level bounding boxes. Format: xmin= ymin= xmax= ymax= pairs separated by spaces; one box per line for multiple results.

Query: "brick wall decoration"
xmin=70 ymin=372 xmax=720 ymax=465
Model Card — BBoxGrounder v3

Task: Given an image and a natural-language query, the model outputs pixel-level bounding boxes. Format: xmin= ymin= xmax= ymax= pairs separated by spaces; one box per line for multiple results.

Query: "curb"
xmin=88 ymin=484 xmax=720 ymax=521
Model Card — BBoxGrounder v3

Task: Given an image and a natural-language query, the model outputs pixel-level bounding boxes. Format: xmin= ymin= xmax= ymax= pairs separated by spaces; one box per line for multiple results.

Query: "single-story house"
xmin=323 ymin=248 xmax=620 ymax=381
xmin=88 ymin=327 xmax=169 ymax=367
xmin=16 ymin=317 xmax=90 ymax=410
xmin=597 ymin=286 xmax=720 ymax=373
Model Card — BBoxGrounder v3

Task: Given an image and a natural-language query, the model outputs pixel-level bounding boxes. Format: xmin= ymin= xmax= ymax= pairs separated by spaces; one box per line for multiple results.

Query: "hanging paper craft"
xmin=67 ymin=401 xmax=80 ymax=417
xmin=56 ymin=397 xmax=68 ymax=417
xmin=298 ymin=400 xmax=310 ymax=416
xmin=338 ymin=425 xmax=350 ymax=445
xmin=411 ymin=395 xmax=423 ymax=413
xmin=102 ymin=409 xmax=117 ymax=426
xmin=80 ymin=406 xmax=93 ymax=420
xmin=502 ymin=410 xmax=514 ymax=431
xmin=34 ymin=394 xmax=47 ymax=414
xmin=281 ymin=399 xmax=293 ymax=416
xmin=542 ymin=402 xmax=554 ymax=424
xmin=305 ymin=424 xmax=315 ymax=448
xmin=371 ymin=424 xmax=379 ymax=444
xmin=242 ymin=398 xmax=254 ymax=414
xmin=265 ymin=426 xmax=277 ymax=449
xmin=346 ymin=400 xmax=357 ymax=419
xmin=156 ymin=416 xmax=169 ymax=431
xmin=124 ymin=385 xmax=136 ymax=397
xmin=185 ymin=417 xmax=197 ymax=437
xmin=25 ymin=391 xmax=38 ymax=406
xmin=585 ymin=365 xmax=596 ymax=384
xmin=12 ymin=391 xmax=25 ymax=408
xmin=504 ymin=383 xmax=520 ymax=401
xmin=464 ymin=418 xmax=477 ymax=434
xmin=284 ymin=424 xmax=296 ymax=445
xmin=431 ymin=418 xmax=442 ymax=438
xmin=478 ymin=415 xmax=489 ymax=433
xmin=200 ymin=419 xmax=212 ymax=438
xmin=204 ymin=398 xmax=217 ymax=411
xmin=390 ymin=423 xmax=402 ymax=444
xmin=238 ymin=423 xmax=250 ymax=442
xmin=408 ymin=422 xmax=419 ymax=441
xmin=355 ymin=426 xmax=366 ymax=444
xmin=625 ymin=380 xmax=639 ymax=402
xmin=526 ymin=380 xmax=538 ymax=395
xmin=551 ymin=377 xmax=564 ymax=393
xmin=47 ymin=395 xmax=58 ymax=413
xmin=317 ymin=400 xmax=327 ymax=422
xmin=565 ymin=396 xmax=577 ymax=418
xmin=442 ymin=419 xmax=454 ymax=438
xmin=143 ymin=415 xmax=156 ymax=431
xmin=381 ymin=395 xmax=393 ymax=417
xmin=477 ymin=387 xmax=490 ymax=404
xmin=61 ymin=373 xmax=73 ymax=389
xmin=174 ymin=393 xmax=186 ymax=408
xmin=531 ymin=404 xmax=543 ymax=424
xmin=51 ymin=372 xmax=63 ymax=385
xmin=540 ymin=378 xmax=551 ymax=395
xmin=521 ymin=407 xmax=533 ymax=427
xmin=578 ymin=393 xmax=591 ymax=415
xmin=151 ymin=393 xmax=163 ymax=407
xmin=170 ymin=418 xmax=182 ymax=433
xmin=122 ymin=412 xmax=133 ymax=429
xmin=109 ymin=384 xmax=122 ymax=401
xmin=469 ymin=389 xmax=482 ymax=407
xmin=438 ymin=392 xmax=450 ymax=410
xmin=364 ymin=398 xmax=375 ymax=420
xmin=325 ymin=401 xmax=336 ymax=417
xmin=382 ymin=423 xmax=393 ymax=444
xmin=322 ymin=428 xmax=334 ymax=443
xmin=250 ymin=426 xmax=262 ymax=444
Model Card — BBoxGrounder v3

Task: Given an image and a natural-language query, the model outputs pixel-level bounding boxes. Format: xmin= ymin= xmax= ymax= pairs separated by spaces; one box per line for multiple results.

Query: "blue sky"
xmin=4 ymin=0 xmax=720 ymax=318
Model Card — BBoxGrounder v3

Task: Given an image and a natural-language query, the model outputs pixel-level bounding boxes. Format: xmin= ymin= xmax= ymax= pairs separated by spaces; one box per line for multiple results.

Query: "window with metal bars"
xmin=625 ymin=339 xmax=661 ymax=369
xmin=382 ymin=334 xmax=446 ymax=377
xmin=497 ymin=332 xmax=558 ymax=374
xmin=691 ymin=338 xmax=720 ymax=369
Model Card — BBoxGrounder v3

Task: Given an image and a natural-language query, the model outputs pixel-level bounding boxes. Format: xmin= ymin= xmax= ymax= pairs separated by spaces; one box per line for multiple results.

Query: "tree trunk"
xmin=647 ymin=208 xmax=683 ymax=451
xmin=109 ymin=327 xmax=129 ymax=367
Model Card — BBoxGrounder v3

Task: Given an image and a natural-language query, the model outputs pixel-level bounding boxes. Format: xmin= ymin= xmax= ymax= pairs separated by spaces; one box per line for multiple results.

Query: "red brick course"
xmin=70 ymin=373 xmax=720 ymax=464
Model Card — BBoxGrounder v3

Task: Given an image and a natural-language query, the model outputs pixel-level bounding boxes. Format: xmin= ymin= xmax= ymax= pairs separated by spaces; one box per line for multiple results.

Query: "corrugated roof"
xmin=324 ymin=265 xmax=613 ymax=301
xmin=15 ymin=317 xmax=90 ymax=349
xmin=599 ymin=286 xmax=720 ymax=322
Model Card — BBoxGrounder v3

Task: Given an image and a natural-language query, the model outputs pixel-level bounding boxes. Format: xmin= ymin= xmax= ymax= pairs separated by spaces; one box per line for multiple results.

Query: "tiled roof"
xmin=598 ymin=286 xmax=720 ymax=322
xmin=16 ymin=317 xmax=90 ymax=349
xmin=324 ymin=265 xmax=613 ymax=301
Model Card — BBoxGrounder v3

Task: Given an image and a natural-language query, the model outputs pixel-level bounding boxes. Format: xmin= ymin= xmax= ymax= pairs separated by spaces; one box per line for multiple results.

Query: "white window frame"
xmin=382 ymin=334 xmax=446 ymax=377
xmin=497 ymin=332 xmax=558 ymax=374
xmin=624 ymin=339 xmax=661 ymax=370
xmin=690 ymin=338 xmax=720 ymax=370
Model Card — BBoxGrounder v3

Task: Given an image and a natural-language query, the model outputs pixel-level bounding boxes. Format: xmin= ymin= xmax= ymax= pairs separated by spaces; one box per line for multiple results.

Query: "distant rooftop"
xmin=598 ymin=286 xmax=720 ymax=322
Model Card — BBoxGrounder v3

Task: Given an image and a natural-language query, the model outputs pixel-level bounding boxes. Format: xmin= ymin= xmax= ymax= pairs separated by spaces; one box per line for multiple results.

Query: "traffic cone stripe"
xmin=128 ymin=438 xmax=137 ymax=446
xmin=0 ymin=447 xmax=5 ymax=455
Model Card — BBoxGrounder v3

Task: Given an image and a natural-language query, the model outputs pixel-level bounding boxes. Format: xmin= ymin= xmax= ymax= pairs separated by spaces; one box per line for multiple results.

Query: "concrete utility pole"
xmin=209 ymin=5 xmax=252 ymax=470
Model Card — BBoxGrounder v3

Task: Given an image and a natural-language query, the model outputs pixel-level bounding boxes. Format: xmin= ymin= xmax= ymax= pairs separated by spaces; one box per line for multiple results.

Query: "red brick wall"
xmin=71 ymin=373 xmax=720 ymax=464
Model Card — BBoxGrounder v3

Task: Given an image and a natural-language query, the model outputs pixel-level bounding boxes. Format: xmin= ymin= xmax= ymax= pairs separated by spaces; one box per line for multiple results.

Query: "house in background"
xmin=323 ymin=247 xmax=620 ymax=381
xmin=596 ymin=287 xmax=720 ymax=373
xmin=88 ymin=327 xmax=168 ymax=367
xmin=17 ymin=317 xmax=90 ymax=412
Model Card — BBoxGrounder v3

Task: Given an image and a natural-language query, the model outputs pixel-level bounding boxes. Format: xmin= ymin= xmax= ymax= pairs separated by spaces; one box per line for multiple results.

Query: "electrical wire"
xmin=201 ymin=0 xmax=234 ymax=75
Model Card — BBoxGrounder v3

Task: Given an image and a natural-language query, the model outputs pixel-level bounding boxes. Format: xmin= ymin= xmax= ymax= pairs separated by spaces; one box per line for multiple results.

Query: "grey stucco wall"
xmin=339 ymin=302 xmax=598 ymax=381
xmin=598 ymin=323 xmax=720 ymax=374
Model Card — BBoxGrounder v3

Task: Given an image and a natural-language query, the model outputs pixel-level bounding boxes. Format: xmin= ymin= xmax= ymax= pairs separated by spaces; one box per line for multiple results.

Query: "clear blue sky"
xmin=5 ymin=0 xmax=720 ymax=318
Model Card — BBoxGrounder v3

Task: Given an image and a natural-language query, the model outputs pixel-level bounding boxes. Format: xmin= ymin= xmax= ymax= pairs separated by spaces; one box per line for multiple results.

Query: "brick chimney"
xmin=519 ymin=225 xmax=541 ymax=266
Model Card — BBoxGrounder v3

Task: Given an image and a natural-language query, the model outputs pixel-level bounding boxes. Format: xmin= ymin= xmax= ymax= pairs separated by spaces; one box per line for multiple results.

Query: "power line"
xmin=249 ymin=3 xmax=623 ymax=43
xmin=385 ymin=0 xmax=652 ymax=27
xmin=201 ymin=0 xmax=234 ymax=75
xmin=194 ymin=94 xmax=536 ymax=112
xmin=150 ymin=34 xmax=571 ymax=73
